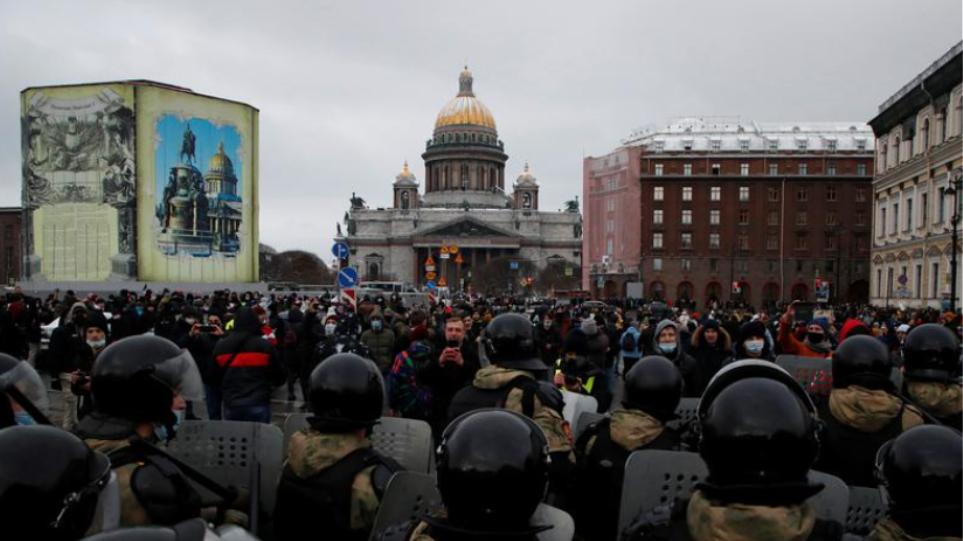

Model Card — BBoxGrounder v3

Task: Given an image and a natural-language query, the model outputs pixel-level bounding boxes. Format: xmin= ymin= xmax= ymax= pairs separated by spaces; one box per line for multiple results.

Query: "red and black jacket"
xmin=212 ymin=308 xmax=284 ymax=408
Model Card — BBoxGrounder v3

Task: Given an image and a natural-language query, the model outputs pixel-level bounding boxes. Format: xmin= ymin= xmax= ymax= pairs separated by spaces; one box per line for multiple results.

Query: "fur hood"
xmin=691 ymin=325 xmax=732 ymax=351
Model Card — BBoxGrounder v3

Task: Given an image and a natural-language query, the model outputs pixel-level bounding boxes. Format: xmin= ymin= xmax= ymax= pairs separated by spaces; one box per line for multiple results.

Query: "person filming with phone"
xmin=420 ymin=311 xmax=480 ymax=437
xmin=778 ymin=300 xmax=835 ymax=358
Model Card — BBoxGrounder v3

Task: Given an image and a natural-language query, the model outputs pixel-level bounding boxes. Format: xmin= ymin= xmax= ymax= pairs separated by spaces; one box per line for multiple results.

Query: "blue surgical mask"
xmin=14 ymin=411 xmax=36 ymax=426
xmin=745 ymin=339 xmax=765 ymax=355
xmin=154 ymin=410 xmax=184 ymax=442
xmin=135 ymin=307 xmax=144 ymax=316
xmin=659 ymin=343 xmax=677 ymax=355
xmin=372 ymin=320 xmax=383 ymax=331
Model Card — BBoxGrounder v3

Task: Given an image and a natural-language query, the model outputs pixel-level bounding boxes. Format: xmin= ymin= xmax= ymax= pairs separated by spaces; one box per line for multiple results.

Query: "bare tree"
xmin=470 ymin=256 xmax=536 ymax=296
xmin=261 ymin=248 xmax=332 ymax=285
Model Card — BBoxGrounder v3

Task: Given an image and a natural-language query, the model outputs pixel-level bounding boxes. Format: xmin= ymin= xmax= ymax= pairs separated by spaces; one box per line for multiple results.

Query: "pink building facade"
xmin=582 ymin=147 xmax=642 ymax=297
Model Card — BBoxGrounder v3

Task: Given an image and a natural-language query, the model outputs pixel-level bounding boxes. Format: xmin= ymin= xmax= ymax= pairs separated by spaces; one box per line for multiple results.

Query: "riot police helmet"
xmin=902 ymin=324 xmax=962 ymax=382
xmin=482 ymin=313 xmax=547 ymax=371
xmin=832 ymin=335 xmax=894 ymax=391
xmin=623 ymin=356 xmax=683 ymax=422
xmin=0 ymin=425 xmax=111 ymax=541
xmin=91 ymin=335 xmax=205 ymax=425
xmin=698 ymin=360 xmax=821 ymax=503
xmin=876 ymin=425 xmax=962 ymax=517
xmin=436 ymin=409 xmax=550 ymax=531
xmin=309 ymin=353 xmax=383 ymax=431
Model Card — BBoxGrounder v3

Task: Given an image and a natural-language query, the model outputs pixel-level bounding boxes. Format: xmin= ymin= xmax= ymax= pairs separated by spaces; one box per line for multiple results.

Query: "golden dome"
xmin=208 ymin=141 xmax=234 ymax=175
xmin=434 ymin=66 xmax=497 ymax=131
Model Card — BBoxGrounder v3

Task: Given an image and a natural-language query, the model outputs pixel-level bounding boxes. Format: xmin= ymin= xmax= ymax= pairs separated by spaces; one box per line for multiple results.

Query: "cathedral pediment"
xmin=417 ymin=216 xmax=519 ymax=239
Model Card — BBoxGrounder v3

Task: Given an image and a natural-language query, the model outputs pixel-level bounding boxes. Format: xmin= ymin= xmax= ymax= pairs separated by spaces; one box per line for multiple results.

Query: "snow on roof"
xmin=621 ymin=117 xmax=873 ymax=152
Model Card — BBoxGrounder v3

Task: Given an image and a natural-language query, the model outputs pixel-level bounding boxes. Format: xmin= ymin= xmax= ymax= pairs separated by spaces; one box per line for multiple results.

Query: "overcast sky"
xmin=1 ymin=0 xmax=960 ymax=259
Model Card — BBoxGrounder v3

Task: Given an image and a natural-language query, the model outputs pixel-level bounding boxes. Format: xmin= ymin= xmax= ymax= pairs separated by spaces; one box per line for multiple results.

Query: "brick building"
xmin=0 ymin=208 xmax=23 ymax=285
xmin=584 ymin=118 xmax=875 ymax=308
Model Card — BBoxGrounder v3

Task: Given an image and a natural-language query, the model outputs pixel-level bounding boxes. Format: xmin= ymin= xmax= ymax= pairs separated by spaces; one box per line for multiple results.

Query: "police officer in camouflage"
xmin=813 ymin=336 xmax=925 ymax=487
xmin=899 ymin=324 xmax=962 ymax=430
xmin=384 ymin=409 xmax=555 ymax=541
xmin=74 ymin=335 xmax=209 ymax=527
xmin=574 ymin=356 xmax=684 ymax=541
xmin=867 ymin=425 xmax=961 ymax=541
xmin=623 ymin=361 xmax=844 ymax=541
xmin=447 ymin=313 xmax=574 ymax=503
xmin=274 ymin=352 xmax=402 ymax=541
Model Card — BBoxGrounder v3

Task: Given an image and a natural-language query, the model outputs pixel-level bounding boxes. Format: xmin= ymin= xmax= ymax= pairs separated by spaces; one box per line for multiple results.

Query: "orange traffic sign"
xmin=438 ymin=277 xmax=448 ymax=287
xmin=425 ymin=255 xmax=435 ymax=266
xmin=440 ymin=244 xmax=450 ymax=255
xmin=449 ymin=244 xmax=459 ymax=255
xmin=426 ymin=271 xmax=437 ymax=280
xmin=454 ymin=253 xmax=465 ymax=265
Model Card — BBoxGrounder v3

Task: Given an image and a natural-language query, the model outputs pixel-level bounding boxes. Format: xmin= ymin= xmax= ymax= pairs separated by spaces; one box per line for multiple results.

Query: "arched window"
xmin=677 ymin=281 xmax=694 ymax=301
xmin=939 ymin=107 xmax=948 ymax=143
xmin=921 ymin=118 xmax=930 ymax=152
xmin=705 ymin=282 xmax=722 ymax=304
xmin=880 ymin=142 xmax=888 ymax=171
xmin=650 ymin=281 xmax=666 ymax=301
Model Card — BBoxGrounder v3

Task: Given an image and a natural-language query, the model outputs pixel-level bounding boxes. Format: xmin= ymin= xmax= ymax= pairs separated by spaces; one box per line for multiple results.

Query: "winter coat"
xmin=212 ymin=308 xmax=284 ymax=408
xmin=688 ymin=326 xmax=732 ymax=396
xmin=360 ymin=328 xmax=396 ymax=373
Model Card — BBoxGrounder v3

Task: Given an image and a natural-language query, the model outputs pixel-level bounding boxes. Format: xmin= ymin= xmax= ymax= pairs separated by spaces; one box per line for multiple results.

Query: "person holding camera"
xmin=68 ymin=317 xmax=109 ymax=423
xmin=420 ymin=312 xmax=480 ymax=436
xmin=177 ymin=309 xmax=226 ymax=419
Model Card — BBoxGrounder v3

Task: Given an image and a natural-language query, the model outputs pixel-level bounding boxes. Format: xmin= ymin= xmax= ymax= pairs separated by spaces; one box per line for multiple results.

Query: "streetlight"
xmin=945 ymin=168 xmax=962 ymax=313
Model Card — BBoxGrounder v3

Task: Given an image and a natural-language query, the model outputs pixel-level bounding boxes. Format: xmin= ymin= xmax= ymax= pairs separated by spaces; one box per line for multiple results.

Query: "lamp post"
xmin=945 ymin=168 xmax=962 ymax=313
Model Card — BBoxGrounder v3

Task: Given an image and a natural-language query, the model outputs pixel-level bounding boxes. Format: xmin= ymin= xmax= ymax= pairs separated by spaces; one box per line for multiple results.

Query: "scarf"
xmin=687 ymin=490 xmax=815 ymax=541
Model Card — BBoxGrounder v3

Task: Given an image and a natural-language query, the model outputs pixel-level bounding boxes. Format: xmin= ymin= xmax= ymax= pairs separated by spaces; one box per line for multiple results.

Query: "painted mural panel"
xmin=154 ymin=116 xmax=243 ymax=257
xmin=136 ymin=86 xmax=258 ymax=283
xmin=21 ymin=84 xmax=136 ymax=280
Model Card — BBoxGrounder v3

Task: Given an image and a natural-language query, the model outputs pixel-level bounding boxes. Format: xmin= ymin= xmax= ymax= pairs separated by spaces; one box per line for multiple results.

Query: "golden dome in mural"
xmin=434 ymin=66 xmax=497 ymax=131
xmin=208 ymin=141 xmax=234 ymax=175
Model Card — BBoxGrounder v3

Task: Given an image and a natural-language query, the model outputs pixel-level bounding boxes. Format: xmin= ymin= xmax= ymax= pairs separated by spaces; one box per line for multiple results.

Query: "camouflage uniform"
xmin=582 ymin=409 xmax=665 ymax=455
xmin=686 ymin=490 xmax=817 ymax=541
xmin=868 ymin=517 xmax=960 ymax=541
xmin=284 ymin=429 xmax=381 ymax=534
xmin=905 ymin=381 xmax=963 ymax=429
xmin=827 ymin=386 xmax=925 ymax=432
xmin=84 ymin=438 xmax=153 ymax=526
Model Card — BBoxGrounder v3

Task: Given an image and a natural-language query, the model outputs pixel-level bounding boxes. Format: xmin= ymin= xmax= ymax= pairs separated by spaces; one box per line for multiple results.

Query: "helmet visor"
xmin=152 ymin=349 xmax=205 ymax=411
xmin=0 ymin=361 xmax=50 ymax=415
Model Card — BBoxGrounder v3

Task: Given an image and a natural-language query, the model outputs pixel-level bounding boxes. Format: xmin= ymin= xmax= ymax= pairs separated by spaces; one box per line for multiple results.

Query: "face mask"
xmin=372 ymin=320 xmax=383 ymax=331
xmin=745 ymin=339 xmax=764 ymax=355
xmin=14 ymin=411 xmax=35 ymax=426
xmin=184 ymin=318 xmax=197 ymax=325
xmin=659 ymin=343 xmax=677 ymax=355
xmin=135 ymin=307 xmax=144 ymax=316
xmin=325 ymin=323 xmax=337 ymax=336
xmin=806 ymin=332 xmax=825 ymax=344
xmin=153 ymin=410 xmax=184 ymax=442
xmin=87 ymin=338 xmax=107 ymax=349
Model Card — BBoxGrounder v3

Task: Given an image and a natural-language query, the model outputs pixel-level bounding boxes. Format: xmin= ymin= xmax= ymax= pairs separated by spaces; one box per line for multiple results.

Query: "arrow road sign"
xmin=338 ymin=267 xmax=359 ymax=288
xmin=332 ymin=242 xmax=350 ymax=260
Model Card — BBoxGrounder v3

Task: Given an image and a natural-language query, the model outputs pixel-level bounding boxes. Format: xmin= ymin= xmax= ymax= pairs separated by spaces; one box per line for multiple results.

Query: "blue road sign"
xmin=509 ymin=261 xmax=519 ymax=270
xmin=332 ymin=242 xmax=350 ymax=260
xmin=426 ymin=280 xmax=437 ymax=291
xmin=338 ymin=267 xmax=359 ymax=288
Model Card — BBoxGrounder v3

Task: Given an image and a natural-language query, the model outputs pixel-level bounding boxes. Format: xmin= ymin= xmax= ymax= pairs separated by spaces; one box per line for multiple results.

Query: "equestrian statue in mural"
xmin=180 ymin=124 xmax=196 ymax=164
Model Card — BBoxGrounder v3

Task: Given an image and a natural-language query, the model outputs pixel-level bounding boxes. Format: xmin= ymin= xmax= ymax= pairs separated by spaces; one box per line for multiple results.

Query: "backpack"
xmin=621 ymin=331 xmax=637 ymax=352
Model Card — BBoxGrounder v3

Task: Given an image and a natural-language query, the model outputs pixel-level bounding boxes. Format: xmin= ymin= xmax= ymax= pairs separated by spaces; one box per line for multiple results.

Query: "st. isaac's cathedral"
xmin=342 ymin=67 xmax=582 ymax=289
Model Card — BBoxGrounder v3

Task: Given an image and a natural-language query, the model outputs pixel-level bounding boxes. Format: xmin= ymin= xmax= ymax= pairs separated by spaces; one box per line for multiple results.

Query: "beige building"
xmin=869 ymin=42 xmax=962 ymax=309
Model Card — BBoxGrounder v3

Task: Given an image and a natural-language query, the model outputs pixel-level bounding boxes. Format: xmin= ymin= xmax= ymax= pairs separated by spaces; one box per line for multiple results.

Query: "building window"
xmin=682 ymin=209 xmax=693 ymax=225
xmin=709 ymin=258 xmax=719 ymax=272
xmin=879 ymin=207 xmax=887 ymax=237
xmin=892 ymin=202 xmax=899 ymax=234
xmin=769 ymin=163 xmax=778 ymax=176
xmin=653 ymin=141 xmax=665 ymax=153
xmin=931 ymin=263 xmax=940 ymax=298
xmin=797 ymin=139 xmax=808 ymax=151
xmin=768 ymin=139 xmax=779 ymax=151
xmin=681 ymin=258 xmax=692 ymax=272
xmin=921 ymin=193 xmax=928 ymax=226
xmin=827 ymin=163 xmax=837 ymax=175
xmin=740 ymin=163 xmax=750 ymax=176
xmin=768 ymin=210 xmax=779 ymax=226
xmin=712 ymin=163 xmax=721 ymax=175
xmin=710 ymin=209 xmax=721 ymax=225
xmin=740 ymin=139 xmax=750 ymax=152
xmin=826 ymin=185 xmax=837 ymax=202
xmin=653 ymin=258 xmax=663 ymax=271
xmin=856 ymin=235 xmax=868 ymax=251
xmin=736 ymin=260 xmax=749 ymax=273
xmin=606 ymin=238 xmax=614 ymax=255
xmin=797 ymin=260 xmax=805 ymax=273
xmin=827 ymin=140 xmax=838 ymax=152
xmin=856 ymin=139 xmax=867 ymax=151
xmin=799 ymin=163 xmax=808 ymax=175
xmin=738 ymin=233 xmax=749 ymax=250
xmin=795 ymin=186 xmax=807 ymax=202
xmin=653 ymin=209 xmax=663 ymax=225
xmin=738 ymin=209 xmax=750 ymax=225
xmin=739 ymin=186 xmax=750 ymax=202
xmin=654 ymin=186 xmax=664 ymax=201
xmin=653 ymin=233 xmax=663 ymax=249
xmin=855 ymin=212 xmax=866 ymax=226
xmin=711 ymin=140 xmax=721 ymax=152
xmin=606 ymin=220 xmax=615 ymax=233
xmin=683 ymin=164 xmax=693 ymax=176
xmin=683 ymin=140 xmax=693 ymax=151
xmin=795 ymin=234 xmax=808 ymax=250
xmin=921 ymin=118 xmax=930 ymax=152
xmin=710 ymin=233 xmax=721 ymax=249
xmin=710 ymin=186 xmax=721 ymax=201
xmin=855 ymin=187 xmax=867 ymax=202
xmin=938 ymin=187 xmax=946 ymax=223
xmin=681 ymin=233 xmax=693 ymax=249
xmin=915 ymin=264 xmax=923 ymax=298
xmin=654 ymin=164 xmax=664 ymax=176
xmin=795 ymin=211 xmax=808 ymax=226
xmin=682 ymin=186 xmax=693 ymax=201
xmin=826 ymin=212 xmax=838 ymax=226
xmin=767 ymin=234 xmax=778 ymax=250
xmin=768 ymin=187 xmax=780 ymax=202
xmin=606 ymin=199 xmax=617 ymax=212
xmin=906 ymin=197 xmax=914 ymax=231
xmin=826 ymin=235 xmax=837 ymax=251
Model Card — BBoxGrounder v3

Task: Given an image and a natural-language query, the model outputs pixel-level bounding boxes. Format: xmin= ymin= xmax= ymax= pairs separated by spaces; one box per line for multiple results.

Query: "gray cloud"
xmin=1 ymin=0 xmax=960 ymax=258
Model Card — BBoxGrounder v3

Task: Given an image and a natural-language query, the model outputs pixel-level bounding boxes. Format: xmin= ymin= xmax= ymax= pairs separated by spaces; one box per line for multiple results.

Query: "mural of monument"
xmin=154 ymin=116 xmax=243 ymax=257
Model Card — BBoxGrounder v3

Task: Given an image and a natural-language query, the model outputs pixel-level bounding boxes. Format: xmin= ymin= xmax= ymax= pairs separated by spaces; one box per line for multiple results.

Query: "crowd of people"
xmin=0 ymin=285 xmax=960 ymax=541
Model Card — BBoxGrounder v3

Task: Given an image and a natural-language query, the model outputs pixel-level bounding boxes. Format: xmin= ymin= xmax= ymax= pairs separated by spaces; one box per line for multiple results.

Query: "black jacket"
xmin=212 ymin=308 xmax=284 ymax=408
